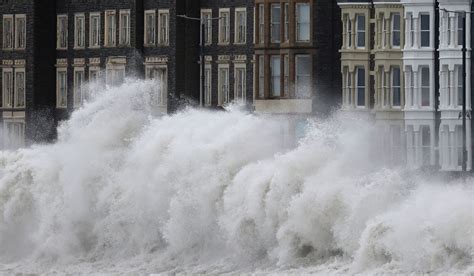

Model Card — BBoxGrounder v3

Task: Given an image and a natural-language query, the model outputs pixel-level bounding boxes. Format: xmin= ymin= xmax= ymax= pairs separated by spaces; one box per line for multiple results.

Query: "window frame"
xmin=234 ymin=63 xmax=246 ymax=104
xmin=356 ymin=14 xmax=366 ymax=49
xmin=2 ymin=68 xmax=14 ymax=108
xmin=73 ymin=67 xmax=85 ymax=107
xmin=355 ymin=66 xmax=365 ymax=107
xmin=420 ymin=13 xmax=430 ymax=48
xmin=258 ymin=55 xmax=265 ymax=99
xmin=391 ymin=67 xmax=401 ymax=107
xmin=15 ymin=14 xmax=26 ymax=50
xmin=270 ymin=55 xmax=281 ymax=97
xmin=14 ymin=67 xmax=26 ymax=108
xmin=57 ymin=14 xmax=68 ymax=50
xmin=89 ymin=12 xmax=101 ymax=48
xmin=74 ymin=13 xmax=86 ymax=49
xmin=218 ymin=8 xmax=230 ymax=45
xmin=217 ymin=63 xmax=230 ymax=106
xmin=296 ymin=3 xmax=311 ymax=43
xmin=234 ymin=7 xmax=247 ymax=44
xmin=295 ymin=54 xmax=312 ymax=98
xmin=104 ymin=10 xmax=116 ymax=47
xmin=270 ymin=4 xmax=281 ymax=43
xmin=119 ymin=9 xmax=131 ymax=47
xmin=420 ymin=66 xmax=430 ymax=107
xmin=391 ymin=13 xmax=401 ymax=48
xmin=258 ymin=4 xmax=265 ymax=44
xmin=158 ymin=9 xmax=170 ymax=46
xmin=3 ymin=14 xmax=14 ymax=50
xmin=144 ymin=10 xmax=156 ymax=46
xmin=56 ymin=67 xmax=68 ymax=108
xmin=201 ymin=9 xmax=213 ymax=45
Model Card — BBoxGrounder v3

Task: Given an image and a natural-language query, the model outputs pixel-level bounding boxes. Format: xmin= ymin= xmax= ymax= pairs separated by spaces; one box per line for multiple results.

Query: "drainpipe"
xmin=434 ymin=0 xmax=441 ymax=171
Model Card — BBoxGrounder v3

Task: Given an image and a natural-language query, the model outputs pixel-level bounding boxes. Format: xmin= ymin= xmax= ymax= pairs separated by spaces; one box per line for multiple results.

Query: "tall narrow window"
xmin=15 ymin=15 xmax=26 ymax=49
xmin=270 ymin=56 xmax=281 ymax=97
xmin=119 ymin=10 xmax=130 ymax=46
xmin=74 ymin=14 xmax=85 ymax=48
xmin=346 ymin=16 xmax=352 ymax=48
xmin=3 ymin=15 xmax=13 ymax=49
xmin=14 ymin=69 xmax=25 ymax=108
xmin=345 ymin=68 xmax=352 ymax=106
xmin=447 ymin=15 xmax=452 ymax=46
xmin=457 ymin=13 xmax=464 ymax=46
xmin=409 ymin=13 xmax=415 ymax=47
xmin=57 ymin=69 xmax=68 ymax=108
xmin=420 ymin=14 xmax=430 ymax=47
xmin=146 ymin=66 xmax=167 ymax=106
xmin=158 ymin=10 xmax=169 ymax=46
xmin=356 ymin=67 xmax=365 ymax=106
xmin=204 ymin=65 xmax=212 ymax=106
xmin=271 ymin=4 xmax=281 ymax=43
xmin=455 ymin=126 xmax=463 ymax=167
xmin=258 ymin=4 xmax=264 ymax=44
xmin=283 ymin=55 xmax=289 ymax=95
xmin=106 ymin=65 xmax=125 ymax=86
xmin=381 ymin=16 xmax=387 ymax=48
xmin=421 ymin=126 xmax=431 ymax=165
xmin=57 ymin=15 xmax=68 ymax=49
xmin=392 ymin=67 xmax=401 ymax=107
xmin=284 ymin=3 xmax=289 ymax=42
xmin=421 ymin=67 xmax=430 ymax=106
xmin=235 ymin=8 xmax=247 ymax=44
xmin=457 ymin=65 xmax=463 ymax=107
xmin=89 ymin=67 xmax=101 ymax=85
xmin=145 ymin=10 xmax=156 ymax=46
xmin=105 ymin=10 xmax=116 ymax=47
xmin=259 ymin=56 xmax=265 ymax=98
xmin=296 ymin=55 xmax=311 ymax=98
xmin=218 ymin=65 xmax=229 ymax=105
xmin=201 ymin=10 xmax=212 ymax=45
xmin=219 ymin=9 xmax=230 ymax=44
xmin=74 ymin=68 xmax=85 ymax=107
xmin=392 ymin=13 xmax=400 ymax=48
xmin=356 ymin=15 xmax=365 ymax=48
xmin=2 ymin=70 xmax=13 ymax=107
xmin=296 ymin=3 xmax=310 ymax=42
xmin=234 ymin=65 xmax=246 ymax=103
xmin=90 ymin=13 xmax=101 ymax=48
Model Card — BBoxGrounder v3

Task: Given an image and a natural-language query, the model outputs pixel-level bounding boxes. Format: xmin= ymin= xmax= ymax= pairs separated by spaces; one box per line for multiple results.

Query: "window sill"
xmin=89 ymin=46 xmax=101 ymax=49
xmin=218 ymin=42 xmax=230 ymax=46
xmin=56 ymin=48 xmax=68 ymax=50
xmin=73 ymin=47 xmax=86 ymax=50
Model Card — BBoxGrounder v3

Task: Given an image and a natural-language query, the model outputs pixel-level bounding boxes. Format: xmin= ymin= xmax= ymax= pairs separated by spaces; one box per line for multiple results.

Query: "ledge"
xmin=254 ymin=99 xmax=312 ymax=114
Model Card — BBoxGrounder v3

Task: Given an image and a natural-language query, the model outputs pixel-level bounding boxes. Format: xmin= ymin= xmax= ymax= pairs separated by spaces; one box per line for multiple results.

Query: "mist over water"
xmin=0 ymin=81 xmax=472 ymax=275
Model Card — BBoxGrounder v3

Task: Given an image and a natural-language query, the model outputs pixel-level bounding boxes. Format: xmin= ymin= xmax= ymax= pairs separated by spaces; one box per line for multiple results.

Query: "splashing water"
xmin=0 ymin=81 xmax=472 ymax=275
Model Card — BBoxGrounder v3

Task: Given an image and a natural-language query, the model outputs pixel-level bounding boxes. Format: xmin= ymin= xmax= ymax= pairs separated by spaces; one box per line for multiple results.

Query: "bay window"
xmin=392 ymin=67 xmax=401 ymax=107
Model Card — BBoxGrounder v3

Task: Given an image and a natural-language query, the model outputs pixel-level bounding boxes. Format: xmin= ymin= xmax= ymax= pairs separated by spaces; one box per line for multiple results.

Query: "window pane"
xmin=356 ymin=15 xmax=365 ymax=47
xmin=271 ymin=5 xmax=281 ymax=42
xmin=296 ymin=55 xmax=311 ymax=98
xmin=392 ymin=68 xmax=401 ymax=106
xmin=421 ymin=67 xmax=430 ymax=106
xmin=392 ymin=14 xmax=400 ymax=47
xmin=271 ymin=56 xmax=281 ymax=97
xmin=357 ymin=67 xmax=365 ymax=106
xmin=457 ymin=15 xmax=464 ymax=46
xmin=420 ymin=14 xmax=430 ymax=47
xmin=296 ymin=4 xmax=310 ymax=42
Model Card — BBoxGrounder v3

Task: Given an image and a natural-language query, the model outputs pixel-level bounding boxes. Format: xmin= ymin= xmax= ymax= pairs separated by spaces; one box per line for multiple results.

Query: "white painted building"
xmin=438 ymin=0 xmax=472 ymax=171
xmin=402 ymin=0 xmax=437 ymax=168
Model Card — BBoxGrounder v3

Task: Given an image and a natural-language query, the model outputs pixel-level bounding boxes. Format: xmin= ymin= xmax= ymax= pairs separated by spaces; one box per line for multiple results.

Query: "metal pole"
xmin=462 ymin=12 xmax=467 ymax=172
xmin=201 ymin=23 xmax=205 ymax=107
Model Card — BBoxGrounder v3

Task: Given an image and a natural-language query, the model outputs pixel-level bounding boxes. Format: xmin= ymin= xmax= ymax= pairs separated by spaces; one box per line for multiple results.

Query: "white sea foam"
xmin=0 ymin=80 xmax=472 ymax=275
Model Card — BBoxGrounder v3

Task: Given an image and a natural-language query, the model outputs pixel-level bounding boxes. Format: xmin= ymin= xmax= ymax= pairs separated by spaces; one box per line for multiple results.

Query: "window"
xmin=271 ymin=4 xmax=281 ymax=43
xmin=446 ymin=14 xmax=452 ymax=46
xmin=57 ymin=15 xmax=68 ymax=49
xmin=119 ymin=10 xmax=130 ymax=46
xmin=219 ymin=9 xmax=230 ymax=44
xmin=457 ymin=65 xmax=463 ymax=107
xmin=234 ymin=65 xmax=246 ymax=103
xmin=106 ymin=65 xmax=125 ymax=87
xmin=408 ymin=13 xmax=414 ymax=47
xmin=235 ymin=8 xmax=247 ymax=44
xmin=204 ymin=65 xmax=212 ymax=106
xmin=454 ymin=126 xmax=463 ymax=167
xmin=258 ymin=4 xmax=264 ymax=44
xmin=74 ymin=14 xmax=85 ymax=48
xmin=296 ymin=3 xmax=310 ymax=42
xmin=284 ymin=55 xmax=289 ymax=95
xmin=73 ymin=68 xmax=85 ymax=107
xmin=346 ymin=15 xmax=352 ymax=48
xmin=421 ymin=126 xmax=431 ymax=165
xmin=201 ymin=10 xmax=212 ymax=45
xmin=89 ymin=67 xmax=101 ymax=84
xmin=105 ymin=10 xmax=116 ymax=47
xmin=15 ymin=15 xmax=26 ymax=49
xmin=392 ymin=13 xmax=400 ymax=48
xmin=90 ymin=13 xmax=101 ymax=48
xmin=3 ymin=15 xmax=13 ymax=49
xmin=284 ymin=3 xmax=289 ymax=42
xmin=421 ymin=67 xmax=430 ymax=106
xmin=2 ymin=69 xmax=13 ymax=107
xmin=381 ymin=16 xmax=387 ymax=48
xmin=146 ymin=66 xmax=167 ymax=106
xmin=356 ymin=67 xmax=365 ymax=106
xmin=457 ymin=14 xmax=464 ymax=46
xmin=4 ymin=122 xmax=25 ymax=149
xmin=392 ymin=67 xmax=401 ymax=107
xmin=218 ymin=65 xmax=229 ymax=105
xmin=270 ymin=56 xmax=281 ymax=97
xmin=158 ymin=9 xmax=169 ymax=46
xmin=258 ymin=56 xmax=265 ymax=98
xmin=420 ymin=14 xmax=430 ymax=47
xmin=343 ymin=67 xmax=352 ymax=106
xmin=144 ymin=10 xmax=156 ymax=46
xmin=356 ymin=15 xmax=365 ymax=48
xmin=57 ymin=69 xmax=67 ymax=108
xmin=296 ymin=55 xmax=311 ymax=98
xmin=14 ymin=69 xmax=25 ymax=108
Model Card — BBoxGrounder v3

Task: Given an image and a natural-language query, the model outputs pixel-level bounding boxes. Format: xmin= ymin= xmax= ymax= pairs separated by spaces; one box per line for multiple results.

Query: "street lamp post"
xmin=177 ymin=14 xmax=220 ymax=107
xmin=439 ymin=8 xmax=472 ymax=172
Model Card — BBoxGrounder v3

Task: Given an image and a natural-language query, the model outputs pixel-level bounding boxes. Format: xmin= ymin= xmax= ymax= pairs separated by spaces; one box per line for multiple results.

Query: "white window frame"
xmin=234 ymin=8 xmax=247 ymax=44
xmin=158 ymin=9 xmax=169 ymax=46
xmin=73 ymin=67 xmax=85 ymax=107
xmin=104 ymin=10 xmax=116 ymax=47
xmin=218 ymin=8 xmax=230 ymax=45
xmin=234 ymin=63 xmax=246 ymax=104
xmin=119 ymin=9 xmax=131 ymax=46
xmin=15 ymin=14 xmax=26 ymax=50
xmin=144 ymin=10 xmax=156 ymax=46
xmin=57 ymin=14 xmax=68 ymax=50
xmin=146 ymin=65 xmax=168 ymax=107
xmin=89 ymin=12 xmax=101 ymax=48
xmin=3 ymin=15 xmax=14 ymax=49
xmin=14 ymin=68 xmax=26 ymax=108
xmin=56 ymin=67 xmax=68 ymax=108
xmin=296 ymin=3 xmax=311 ymax=42
xmin=2 ymin=68 xmax=14 ymax=108
xmin=218 ymin=63 xmax=230 ymax=106
xmin=74 ymin=13 xmax=86 ymax=49
xmin=201 ymin=9 xmax=213 ymax=45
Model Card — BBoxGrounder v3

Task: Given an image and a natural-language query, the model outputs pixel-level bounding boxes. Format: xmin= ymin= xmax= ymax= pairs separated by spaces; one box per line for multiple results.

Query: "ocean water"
xmin=0 ymin=81 xmax=472 ymax=275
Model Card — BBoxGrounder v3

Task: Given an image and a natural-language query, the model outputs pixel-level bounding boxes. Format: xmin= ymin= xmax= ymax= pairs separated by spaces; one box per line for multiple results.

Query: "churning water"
xmin=0 ymin=81 xmax=472 ymax=275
